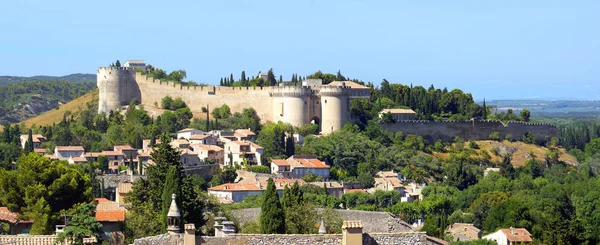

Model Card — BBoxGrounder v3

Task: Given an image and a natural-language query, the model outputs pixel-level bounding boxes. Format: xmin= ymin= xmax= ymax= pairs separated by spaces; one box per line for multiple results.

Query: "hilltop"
xmin=0 ymin=73 xmax=95 ymax=85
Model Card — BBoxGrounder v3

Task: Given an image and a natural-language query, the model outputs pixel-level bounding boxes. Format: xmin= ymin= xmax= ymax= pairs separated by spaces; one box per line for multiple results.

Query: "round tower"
xmin=97 ymin=67 xmax=139 ymax=114
xmin=319 ymin=83 xmax=351 ymax=134
xmin=269 ymin=86 xmax=312 ymax=127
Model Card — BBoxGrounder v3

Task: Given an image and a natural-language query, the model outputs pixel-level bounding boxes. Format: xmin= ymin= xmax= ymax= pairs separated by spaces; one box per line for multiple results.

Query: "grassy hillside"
xmin=22 ymin=89 xmax=98 ymax=128
xmin=0 ymin=73 xmax=95 ymax=85
xmin=434 ymin=140 xmax=578 ymax=167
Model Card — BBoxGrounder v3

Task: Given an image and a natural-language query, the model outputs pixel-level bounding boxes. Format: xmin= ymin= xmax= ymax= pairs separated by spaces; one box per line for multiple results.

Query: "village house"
xmin=176 ymin=128 xmax=204 ymax=140
xmin=483 ymin=227 xmax=533 ymax=245
xmin=234 ymin=129 xmax=257 ymax=142
xmin=188 ymin=134 xmax=218 ymax=145
xmin=402 ymin=182 xmax=425 ymax=202
xmin=115 ymin=182 xmax=133 ymax=207
xmin=102 ymin=150 xmax=125 ymax=171
xmin=310 ymin=181 xmax=344 ymax=197
xmin=68 ymin=156 xmax=88 ymax=164
xmin=270 ymin=155 xmax=330 ymax=180
xmin=20 ymin=134 xmax=46 ymax=149
xmin=114 ymin=145 xmax=138 ymax=161
xmin=224 ymin=140 xmax=263 ymax=166
xmin=33 ymin=148 xmax=47 ymax=155
xmin=191 ymin=144 xmax=224 ymax=166
xmin=54 ymin=146 xmax=85 ymax=160
xmin=170 ymin=139 xmax=191 ymax=150
xmin=379 ymin=108 xmax=417 ymax=121
xmin=446 ymin=223 xmax=481 ymax=241
xmin=0 ymin=207 xmax=32 ymax=234
xmin=179 ymin=149 xmax=202 ymax=167
xmin=208 ymin=178 xmax=305 ymax=203
xmin=94 ymin=198 xmax=126 ymax=244
xmin=371 ymin=177 xmax=405 ymax=192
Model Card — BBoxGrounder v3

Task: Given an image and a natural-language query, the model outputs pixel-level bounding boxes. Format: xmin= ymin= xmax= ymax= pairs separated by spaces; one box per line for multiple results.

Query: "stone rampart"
xmin=199 ymin=232 xmax=430 ymax=245
xmin=382 ymin=120 xmax=558 ymax=144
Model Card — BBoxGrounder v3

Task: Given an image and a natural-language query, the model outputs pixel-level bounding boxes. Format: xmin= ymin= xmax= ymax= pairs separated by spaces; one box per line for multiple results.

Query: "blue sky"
xmin=1 ymin=0 xmax=599 ymax=100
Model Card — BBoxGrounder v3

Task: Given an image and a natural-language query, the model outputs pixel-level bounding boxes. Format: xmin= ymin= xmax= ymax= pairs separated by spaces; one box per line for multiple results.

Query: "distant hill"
xmin=0 ymin=76 xmax=96 ymax=124
xmin=0 ymin=73 xmax=95 ymax=86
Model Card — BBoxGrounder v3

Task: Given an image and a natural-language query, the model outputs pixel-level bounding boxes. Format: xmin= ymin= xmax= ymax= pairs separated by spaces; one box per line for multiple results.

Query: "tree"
xmin=115 ymin=60 xmax=121 ymax=68
xmin=260 ymin=178 xmax=285 ymax=234
xmin=357 ymin=172 xmax=375 ymax=188
xmin=241 ymin=71 xmax=247 ymax=86
xmin=482 ymin=98 xmax=487 ymax=120
xmin=267 ymin=68 xmax=277 ymax=86
xmin=56 ymin=203 xmax=103 ymax=245
xmin=161 ymin=96 xmax=173 ymax=109
xmin=161 ymin=166 xmax=181 ymax=232
xmin=499 ymin=154 xmax=515 ymax=179
xmin=285 ymin=134 xmax=295 ymax=157
xmin=520 ymin=109 xmax=531 ymax=122
xmin=24 ymin=129 xmax=34 ymax=154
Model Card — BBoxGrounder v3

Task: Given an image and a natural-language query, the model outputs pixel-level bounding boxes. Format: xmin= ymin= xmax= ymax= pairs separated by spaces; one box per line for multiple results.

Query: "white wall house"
xmin=20 ymin=134 xmax=46 ymax=149
xmin=270 ymin=155 xmax=330 ymax=181
xmin=54 ymin=146 xmax=85 ymax=160
xmin=176 ymin=128 xmax=204 ymax=140
xmin=482 ymin=227 xmax=533 ymax=245
xmin=224 ymin=140 xmax=263 ymax=166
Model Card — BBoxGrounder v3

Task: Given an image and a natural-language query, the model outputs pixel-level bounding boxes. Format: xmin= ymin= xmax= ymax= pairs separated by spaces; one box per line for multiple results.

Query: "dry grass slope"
xmin=22 ymin=89 xmax=98 ymax=128
xmin=476 ymin=140 xmax=577 ymax=166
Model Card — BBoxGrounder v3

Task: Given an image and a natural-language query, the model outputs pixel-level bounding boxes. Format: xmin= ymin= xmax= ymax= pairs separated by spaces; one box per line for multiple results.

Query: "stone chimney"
xmin=184 ymin=224 xmax=195 ymax=245
xmin=167 ymin=194 xmax=181 ymax=234
xmin=318 ymin=220 xmax=327 ymax=234
xmin=510 ymin=226 xmax=515 ymax=235
xmin=342 ymin=220 xmax=363 ymax=245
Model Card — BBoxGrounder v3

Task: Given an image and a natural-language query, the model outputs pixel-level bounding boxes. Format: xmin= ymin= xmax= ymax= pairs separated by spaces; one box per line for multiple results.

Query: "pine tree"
xmin=482 ymin=98 xmax=487 ymax=119
xmin=161 ymin=165 xmax=181 ymax=232
xmin=24 ymin=129 xmax=34 ymax=154
xmin=260 ymin=178 xmax=285 ymax=234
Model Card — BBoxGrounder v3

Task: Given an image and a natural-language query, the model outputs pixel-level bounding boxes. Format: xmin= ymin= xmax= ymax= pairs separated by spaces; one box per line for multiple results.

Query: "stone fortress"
xmin=97 ymin=60 xmax=558 ymax=141
xmin=97 ymin=60 xmax=370 ymax=134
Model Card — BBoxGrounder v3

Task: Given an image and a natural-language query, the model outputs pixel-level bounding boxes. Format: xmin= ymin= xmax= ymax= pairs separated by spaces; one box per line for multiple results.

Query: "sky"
xmin=1 ymin=0 xmax=599 ymax=100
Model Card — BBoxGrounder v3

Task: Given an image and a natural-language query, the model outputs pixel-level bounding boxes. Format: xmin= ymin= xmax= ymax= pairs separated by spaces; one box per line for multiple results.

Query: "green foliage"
xmin=520 ymin=109 xmax=531 ymax=122
xmin=357 ymin=172 xmax=375 ymax=188
xmin=296 ymin=124 xmax=319 ymax=137
xmin=56 ymin=203 xmax=103 ymax=245
xmin=257 ymin=122 xmax=288 ymax=160
xmin=0 ymin=153 xmax=92 ymax=234
xmin=302 ymin=171 xmax=322 ymax=182
xmin=247 ymin=165 xmax=270 ymax=174
xmin=522 ymin=132 xmax=536 ymax=144
xmin=260 ymin=178 xmax=285 ymax=234
xmin=24 ymin=129 xmax=33 ymax=154
xmin=488 ymin=132 xmax=500 ymax=141
xmin=161 ymin=166 xmax=181 ymax=232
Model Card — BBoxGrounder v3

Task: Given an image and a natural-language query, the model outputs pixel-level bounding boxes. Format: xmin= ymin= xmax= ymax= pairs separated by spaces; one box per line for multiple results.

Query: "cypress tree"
xmin=230 ymin=73 xmax=235 ymax=85
xmin=260 ymin=178 xmax=285 ymax=234
xmin=219 ymin=78 xmax=223 ymax=86
xmin=482 ymin=98 xmax=487 ymax=119
xmin=161 ymin=166 xmax=181 ymax=232
xmin=241 ymin=71 xmax=247 ymax=86
xmin=206 ymin=105 xmax=210 ymax=131
xmin=24 ymin=129 xmax=34 ymax=154
xmin=285 ymin=134 xmax=295 ymax=157
xmin=279 ymin=75 xmax=283 ymax=85
xmin=2 ymin=124 xmax=10 ymax=143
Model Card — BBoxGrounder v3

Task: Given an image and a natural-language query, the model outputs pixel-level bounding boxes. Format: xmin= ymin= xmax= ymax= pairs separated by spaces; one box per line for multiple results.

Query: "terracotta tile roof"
xmin=96 ymin=202 xmax=120 ymax=211
xmin=374 ymin=178 xmax=404 ymax=188
xmin=171 ymin=139 xmax=190 ymax=145
xmin=0 ymin=207 xmax=31 ymax=223
xmin=311 ymin=182 xmax=343 ymax=188
xmin=501 ymin=228 xmax=533 ymax=242
xmin=96 ymin=210 xmax=126 ymax=222
xmin=191 ymin=144 xmax=223 ymax=152
xmin=235 ymin=129 xmax=256 ymax=136
xmin=55 ymin=146 xmax=84 ymax=152
xmin=21 ymin=134 xmax=46 ymax=143
xmin=118 ymin=182 xmax=133 ymax=194
xmin=271 ymin=159 xmax=290 ymax=166
xmin=138 ymin=152 xmax=151 ymax=157
xmin=114 ymin=145 xmax=135 ymax=151
xmin=208 ymin=183 xmax=261 ymax=191
xmin=380 ymin=108 xmax=416 ymax=114
xmin=102 ymin=151 xmax=123 ymax=156
xmin=447 ymin=223 xmax=480 ymax=240
xmin=342 ymin=220 xmax=363 ymax=229
xmin=94 ymin=198 xmax=111 ymax=203
xmin=70 ymin=157 xmax=88 ymax=163
xmin=189 ymin=134 xmax=209 ymax=140
xmin=85 ymin=152 xmax=102 ymax=157
xmin=344 ymin=188 xmax=366 ymax=193
xmin=177 ymin=128 xmax=200 ymax=133
xmin=288 ymin=156 xmax=329 ymax=169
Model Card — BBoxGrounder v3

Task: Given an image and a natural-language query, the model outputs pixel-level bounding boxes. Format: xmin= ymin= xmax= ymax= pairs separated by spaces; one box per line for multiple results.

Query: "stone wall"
xmin=96 ymin=174 xmax=145 ymax=189
xmin=133 ymin=233 xmax=183 ymax=245
xmin=230 ymin=208 xmax=414 ymax=233
xmin=382 ymin=120 xmax=558 ymax=144
xmin=198 ymin=233 xmax=432 ymax=245
xmin=0 ymin=235 xmax=96 ymax=245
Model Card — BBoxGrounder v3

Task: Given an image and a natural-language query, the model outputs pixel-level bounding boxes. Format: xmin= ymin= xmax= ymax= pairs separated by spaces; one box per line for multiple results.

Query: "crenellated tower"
xmin=269 ymin=86 xmax=313 ymax=127
xmin=97 ymin=66 xmax=140 ymax=114
xmin=318 ymin=82 xmax=352 ymax=134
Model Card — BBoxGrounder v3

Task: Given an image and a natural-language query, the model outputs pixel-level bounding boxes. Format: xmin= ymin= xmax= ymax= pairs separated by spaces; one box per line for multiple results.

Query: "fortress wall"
xmin=134 ymin=73 xmax=274 ymax=121
xmin=97 ymin=67 xmax=138 ymax=114
xmin=270 ymin=87 xmax=313 ymax=126
xmin=383 ymin=120 xmax=558 ymax=144
xmin=320 ymin=87 xmax=351 ymax=134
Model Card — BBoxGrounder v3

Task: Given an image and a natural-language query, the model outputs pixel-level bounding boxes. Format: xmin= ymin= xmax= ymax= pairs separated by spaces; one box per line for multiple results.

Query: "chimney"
xmin=510 ymin=227 xmax=515 ymax=235
xmin=342 ymin=220 xmax=363 ymax=245
xmin=184 ymin=224 xmax=195 ymax=245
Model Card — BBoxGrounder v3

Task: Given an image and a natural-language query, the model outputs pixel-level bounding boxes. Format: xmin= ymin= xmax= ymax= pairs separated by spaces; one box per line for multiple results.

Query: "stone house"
xmin=482 ymin=227 xmax=532 ymax=245
xmin=310 ymin=181 xmax=344 ymax=197
xmin=188 ymin=134 xmax=217 ymax=145
xmin=0 ymin=207 xmax=32 ymax=234
xmin=114 ymin=145 xmax=138 ymax=162
xmin=20 ymin=134 xmax=46 ymax=149
xmin=446 ymin=223 xmax=481 ymax=241
xmin=102 ymin=150 xmax=126 ymax=171
xmin=115 ymin=182 xmax=133 ymax=207
xmin=270 ymin=155 xmax=330 ymax=180
xmin=224 ymin=140 xmax=263 ymax=166
xmin=234 ymin=129 xmax=257 ymax=142
xmin=379 ymin=108 xmax=416 ymax=121
xmin=170 ymin=139 xmax=190 ymax=150
xmin=68 ymin=157 xmax=88 ymax=164
xmin=94 ymin=198 xmax=126 ymax=245
xmin=54 ymin=146 xmax=85 ymax=160
xmin=191 ymin=144 xmax=224 ymax=166
xmin=176 ymin=128 xmax=203 ymax=140
xmin=371 ymin=177 xmax=405 ymax=192
xmin=208 ymin=183 xmax=263 ymax=203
